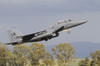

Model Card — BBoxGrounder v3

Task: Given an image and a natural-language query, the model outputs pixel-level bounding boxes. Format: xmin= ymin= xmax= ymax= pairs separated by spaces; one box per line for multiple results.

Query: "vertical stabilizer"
xmin=7 ymin=28 xmax=23 ymax=42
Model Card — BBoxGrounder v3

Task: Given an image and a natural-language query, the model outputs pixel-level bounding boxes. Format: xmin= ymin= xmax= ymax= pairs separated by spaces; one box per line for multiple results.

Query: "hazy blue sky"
xmin=0 ymin=0 xmax=100 ymax=44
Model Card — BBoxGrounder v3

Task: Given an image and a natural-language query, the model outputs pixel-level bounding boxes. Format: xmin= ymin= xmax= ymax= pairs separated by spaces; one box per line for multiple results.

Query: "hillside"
xmin=7 ymin=42 xmax=100 ymax=58
xmin=44 ymin=42 xmax=100 ymax=58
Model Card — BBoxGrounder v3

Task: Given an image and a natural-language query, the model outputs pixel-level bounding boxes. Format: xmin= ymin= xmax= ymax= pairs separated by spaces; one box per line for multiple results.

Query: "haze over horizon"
xmin=0 ymin=0 xmax=100 ymax=44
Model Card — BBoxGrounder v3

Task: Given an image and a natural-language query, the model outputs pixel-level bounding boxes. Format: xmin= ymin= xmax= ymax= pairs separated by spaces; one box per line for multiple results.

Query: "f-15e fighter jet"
xmin=5 ymin=19 xmax=87 ymax=45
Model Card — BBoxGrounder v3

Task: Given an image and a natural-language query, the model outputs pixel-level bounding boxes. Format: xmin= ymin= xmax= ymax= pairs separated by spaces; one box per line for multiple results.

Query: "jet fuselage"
xmin=5 ymin=19 xmax=87 ymax=45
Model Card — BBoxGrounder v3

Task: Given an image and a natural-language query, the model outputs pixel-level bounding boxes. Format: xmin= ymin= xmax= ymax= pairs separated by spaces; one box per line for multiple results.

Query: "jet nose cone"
xmin=78 ymin=20 xmax=88 ymax=25
xmin=67 ymin=20 xmax=87 ymax=28
xmin=83 ymin=20 xmax=88 ymax=23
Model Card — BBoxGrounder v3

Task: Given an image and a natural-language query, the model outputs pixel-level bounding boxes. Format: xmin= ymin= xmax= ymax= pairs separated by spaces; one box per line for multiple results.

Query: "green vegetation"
xmin=52 ymin=43 xmax=75 ymax=66
xmin=79 ymin=51 xmax=100 ymax=66
xmin=0 ymin=42 xmax=100 ymax=66
xmin=79 ymin=57 xmax=90 ymax=66
xmin=90 ymin=50 xmax=100 ymax=66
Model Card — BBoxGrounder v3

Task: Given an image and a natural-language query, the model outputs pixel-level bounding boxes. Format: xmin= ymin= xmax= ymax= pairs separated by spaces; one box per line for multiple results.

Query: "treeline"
xmin=0 ymin=43 xmax=100 ymax=66
xmin=0 ymin=43 xmax=74 ymax=66
xmin=79 ymin=50 xmax=100 ymax=66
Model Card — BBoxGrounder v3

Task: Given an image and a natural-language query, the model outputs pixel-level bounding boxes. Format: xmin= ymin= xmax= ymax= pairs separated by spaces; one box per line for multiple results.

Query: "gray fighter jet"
xmin=5 ymin=19 xmax=87 ymax=45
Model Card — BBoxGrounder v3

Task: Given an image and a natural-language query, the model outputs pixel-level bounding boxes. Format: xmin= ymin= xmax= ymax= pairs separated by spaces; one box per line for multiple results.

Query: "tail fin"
xmin=7 ymin=28 xmax=23 ymax=42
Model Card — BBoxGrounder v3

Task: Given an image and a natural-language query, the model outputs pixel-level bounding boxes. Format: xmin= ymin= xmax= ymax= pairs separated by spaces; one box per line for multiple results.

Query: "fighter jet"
xmin=5 ymin=19 xmax=87 ymax=45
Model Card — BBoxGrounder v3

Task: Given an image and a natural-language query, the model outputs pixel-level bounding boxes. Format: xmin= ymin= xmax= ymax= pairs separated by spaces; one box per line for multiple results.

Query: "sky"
xmin=0 ymin=0 xmax=100 ymax=45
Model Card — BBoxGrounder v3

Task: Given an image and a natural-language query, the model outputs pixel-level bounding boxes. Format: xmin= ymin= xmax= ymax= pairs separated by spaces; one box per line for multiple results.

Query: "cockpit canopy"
xmin=68 ymin=19 xmax=72 ymax=22
xmin=57 ymin=19 xmax=72 ymax=24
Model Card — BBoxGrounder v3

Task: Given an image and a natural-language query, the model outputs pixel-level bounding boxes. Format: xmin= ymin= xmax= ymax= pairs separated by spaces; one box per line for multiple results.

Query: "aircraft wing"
xmin=54 ymin=26 xmax=64 ymax=33
xmin=23 ymin=26 xmax=64 ymax=40
xmin=22 ymin=33 xmax=35 ymax=41
xmin=22 ymin=30 xmax=47 ymax=41
xmin=21 ymin=26 xmax=64 ymax=42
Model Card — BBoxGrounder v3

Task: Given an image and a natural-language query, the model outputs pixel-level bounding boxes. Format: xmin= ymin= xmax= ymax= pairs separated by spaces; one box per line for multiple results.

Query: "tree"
xmin=52 ymin=43 xmax=75 ymax=66
xmin=42 ymin=52 xmax=54 ymax=66
xmin=12 ymin=43 xmax=54 ymax=66
xmin=12 ymin=45 xmax=30 ymax=66
xmin=6 ymin=52 xmax=18 ymax=66
xmin=0 ymin=42 xmax=2 ymax=45
xmin=29 ymin=43 xmax=54 ymax=66
xmin=79 ymin=57 xmax=90 ymax=66
xmin=27 ymin=43 xmax=46 ymax=65
xmin=90 ymin=50 xmax=100 ymax=66
xmin=0 ymin=44 xmax=10 ymax=66
xmin=90 ymin=60 xmax=96 ymax=66
xmin=9 ymin=43 xmax=54 ymax=66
